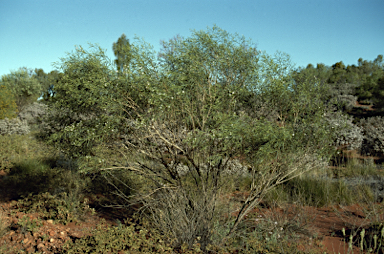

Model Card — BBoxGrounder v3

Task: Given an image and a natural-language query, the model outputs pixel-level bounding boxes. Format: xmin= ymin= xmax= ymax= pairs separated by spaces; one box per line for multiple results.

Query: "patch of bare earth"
xmin=228 ymin=191 xmax=383 ymax=254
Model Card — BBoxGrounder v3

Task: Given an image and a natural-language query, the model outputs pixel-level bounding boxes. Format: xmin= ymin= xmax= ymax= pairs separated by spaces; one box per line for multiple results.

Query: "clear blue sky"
xmin=1 ymin=0 xmax=383 ymax=77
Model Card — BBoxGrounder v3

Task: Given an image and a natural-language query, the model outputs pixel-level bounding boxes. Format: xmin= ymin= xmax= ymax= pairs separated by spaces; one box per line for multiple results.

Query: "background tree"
xmin=33 ymin=69 xmax=62 ymax=101
xmin=373 ymin=75 xmax=384 ymax=110
xmin=113 ymin=34 xmax=132 ymax=75
xmin=0 ymin=67 xmax=43 ymax=111
xmin=354 ymin=55 xmax=384 ymax=103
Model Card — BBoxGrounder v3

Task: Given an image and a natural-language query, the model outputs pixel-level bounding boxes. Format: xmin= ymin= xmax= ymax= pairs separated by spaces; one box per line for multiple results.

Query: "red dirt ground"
xmin=1 ymin=188 xmax=383 ymax=253
xmin=1 ymin=149 xmax=384 ymax=254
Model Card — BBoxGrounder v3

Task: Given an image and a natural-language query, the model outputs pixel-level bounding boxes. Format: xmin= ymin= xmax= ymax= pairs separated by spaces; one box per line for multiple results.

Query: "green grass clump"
xmin=0 ymin=132 xmax=54 ymax=171
xmin=264 ymin=176 xmax=375 ymax=207
xmin=338 ymin=158 xmax=380 ymax=177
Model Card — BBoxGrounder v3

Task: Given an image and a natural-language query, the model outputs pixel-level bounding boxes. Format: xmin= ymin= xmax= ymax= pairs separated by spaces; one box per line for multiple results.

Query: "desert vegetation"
xmin=0 ymin=26 xmax=383 ymax=253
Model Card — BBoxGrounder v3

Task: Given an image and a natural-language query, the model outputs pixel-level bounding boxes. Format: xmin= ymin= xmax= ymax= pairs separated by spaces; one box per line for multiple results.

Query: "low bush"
xmin=17 ymin=102 xmax=47 ymax=126
xmin=15 ymin=192 xmax=95 ymax=225
xmin=0 ymin=117 xmax=29 ymax=135
xmin=359 ymin=116 xmax=384 ymax=156
xmin=63 ymin=219 xmax=174 ymax=253
xmin=326 ymin=111 xmax=364 ymax=151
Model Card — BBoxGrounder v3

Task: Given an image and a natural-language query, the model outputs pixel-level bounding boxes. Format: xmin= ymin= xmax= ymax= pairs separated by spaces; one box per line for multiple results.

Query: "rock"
xmin=22 ymin=238 xmax=30 ymax=245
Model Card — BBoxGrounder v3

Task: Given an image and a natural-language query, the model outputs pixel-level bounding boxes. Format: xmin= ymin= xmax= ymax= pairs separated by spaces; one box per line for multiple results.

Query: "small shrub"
xmin=0 ymin=117 xmax=29 ymax=135
xmin=17 ymin=102 xmax=47 ymax=126
xmin=15 ymin=192 xmax=95 ymax=225
xmin=326 ymin=111 xmax=363 ymax=151
xmin=209 ymin=214 xmax=305 ymax=254
xmin=17 ymin=215 xmax=42 ymax=234
xmin=63 ymin=219 xmax=174 ymax=253
xmin=359 ymin=116 xmax=384 ymax=156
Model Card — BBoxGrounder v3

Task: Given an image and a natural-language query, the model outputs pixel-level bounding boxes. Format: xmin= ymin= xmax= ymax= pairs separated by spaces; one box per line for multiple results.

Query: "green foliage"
xmin=52 ymin=44 xmax=115 ymax=115
xmin=46 ymin=44 xmax=121 ymax=159
xmin=294 ymin=54 xmax=384 ymax=112
xmin=0 ymin=132 xmax=52 ymax=172
xmin=267 ymin=176 xmax=376 ymax=207
xmin=17 ymin=215 xmax=42 ymax=234
xmin=0 ymin=85 xmax=18 ymax=119
xmin=112 ymin=26 xmax=340 ymax=251
xmin=0 ymin=67 xmax=43 ymax=111
xmin=156 ymin=26 xmax=258 ymax=124
xmin=355 ymin=55 xmax=384 ymax=102
xmin=113 ymin=33 xmax=132 ymax=74
xmin=33 ymin=69 xmax=62 ymax=101
xmin=373 ymin=75 xmax=384 ymax=109
xmin=63 ymin=219 xmax=174 ymax=253
xmin=0 ymin=132 xmax=89 ymax=201
xmin=254 ymin=51 xmax=335 ymax=159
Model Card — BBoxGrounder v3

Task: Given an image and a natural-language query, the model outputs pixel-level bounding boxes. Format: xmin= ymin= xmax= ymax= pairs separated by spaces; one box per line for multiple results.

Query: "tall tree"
xmin=113 ymin=34 xmax=132 ymax=74
xmin=355 ymin=55 xmax=384 ymax=102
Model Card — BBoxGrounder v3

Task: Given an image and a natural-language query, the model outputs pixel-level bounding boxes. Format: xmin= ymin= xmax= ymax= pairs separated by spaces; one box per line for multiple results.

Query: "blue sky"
xmin=1 ymin=0 xmax=383 ymax=77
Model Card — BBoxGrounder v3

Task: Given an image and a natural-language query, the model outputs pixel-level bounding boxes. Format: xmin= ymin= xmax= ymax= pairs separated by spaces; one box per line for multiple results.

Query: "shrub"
xmin=0 ymin=85 xmax=18 ymax=119
xmin=326 ymin=111 xmax=363 ymax=150
xmin=18 ymin=102 xmax=47 ymax=126
xmin=359 ymin=116 xmax=384 ymax=156
xmin=0 ymin=117 xmax=29 ymax=135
